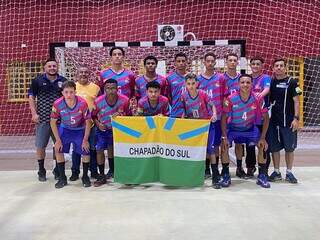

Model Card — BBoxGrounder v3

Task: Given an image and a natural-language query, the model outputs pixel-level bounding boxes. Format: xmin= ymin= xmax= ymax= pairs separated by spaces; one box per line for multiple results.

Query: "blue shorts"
xmin=96 ymin=129 xmax=113 ymax=151
xmin=228 ymin=126 xmax=260 ymax=146
xmin=266 ymin=122 xmax=297 ymax=152
xmin=207 ymin=122 xmax=215 ymax=155
xmin=213 ymin=120 xmax=222 ymax=146
xmin=58 ymin=127 xmax=89 ymax=155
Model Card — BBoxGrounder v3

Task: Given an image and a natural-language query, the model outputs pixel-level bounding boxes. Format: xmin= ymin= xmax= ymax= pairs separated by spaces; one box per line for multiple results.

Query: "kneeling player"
xmin=181 ymin=73 xmax=220 ymax=188
xmin=50 ymin=81 xmax=92 ymax=189
xmin=92 ymin=79 xmax=130 ymax=186
xmin=137 ymin=81 xmax=169 ymax=116
xmin=221 ymin=74 xmax=270 ymax=188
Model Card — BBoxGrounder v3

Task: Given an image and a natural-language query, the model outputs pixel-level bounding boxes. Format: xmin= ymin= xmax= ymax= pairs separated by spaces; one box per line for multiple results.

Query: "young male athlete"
xmin=181 ymin=73 xmax=219 ymax=188
xmin=245 ymin=57 xmax=272 ymax=177
xmin=137 ymin=81 xmax=169 ymax=116
xmin=92 ymin=79 xmax=130 ymax=186
xmin=197 ymin=52 xmax=225 ymax=179
xmin=50 ymin=81 xmax=92 ymax=188
xmin=135 ymin=55 xmax=167 ymax=99
xmin=167 ymin=53 xmax=188 ymax=118
xmin=221 ymin=74 xmax=270 ymax=188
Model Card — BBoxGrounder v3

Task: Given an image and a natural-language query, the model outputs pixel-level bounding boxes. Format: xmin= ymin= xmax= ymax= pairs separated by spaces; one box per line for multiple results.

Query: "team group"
xmin=28 ymin=46 xmax=301 ymax=189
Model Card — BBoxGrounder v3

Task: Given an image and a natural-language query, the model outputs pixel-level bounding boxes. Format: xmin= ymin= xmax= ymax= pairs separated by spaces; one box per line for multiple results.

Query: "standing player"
xmin=70 ymin=66 xmax=101 ymax=181
xmin=245 ymin=57 xmax=271 ymax=177
xmin=137 ymin=81 xmax=169 ymax=116
xmin=221 ymin=74 xmax=270 ymax=188
xmin=267 ymin=59 xmax=301 ymax=184
xmin=167 ymin=53 xmax=188 ymax=118
xmin=50 ymin=81 xmax=92 ymax=188
xmin=181 ymin=73 xmax=219 ymax=188
xmin=28 ymin=59 xmax=66 ymax=182
xmin=135 ymin=56 xmax=167 ymax=99
xmin=92 ymin=79 xmax=130 ymax=186
xmin=197 ymin=52 xmax=225 ymax=179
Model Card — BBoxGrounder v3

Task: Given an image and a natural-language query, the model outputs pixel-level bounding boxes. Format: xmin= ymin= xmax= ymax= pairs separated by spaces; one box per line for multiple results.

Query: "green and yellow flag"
xmin=112 ymin=116 xmax=210 ymax=187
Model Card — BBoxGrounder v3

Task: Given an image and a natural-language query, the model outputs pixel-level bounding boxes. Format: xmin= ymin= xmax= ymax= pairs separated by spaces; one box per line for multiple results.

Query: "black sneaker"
xmin=236 ymin=167 xmax=247 ymax=179
xmin=55 ymin=177 xmax=67 ymax=189
xmin=52 ymin=167 xmax=60 ymax=180
xmin=106 ymin=170 xmax=114 ymax=179
xmin=93 ymin=175 xmax=107 ymax=187
xmin=246 ymin=167 xmax=257 ymax=178
xmin=69 ymin=172 xmax=79 ymax=181
xmin=82 ymin=176 xmax=91 ymax=187
xmin=205 ymin=168 xmax=211 ymax=179
xmin=90 ymin=171 xmax=99 ymax=180
xmin=38 ymin=170 xmax=46 ymax=182
xmin=212 ymin=176 xmax=221 ymax=189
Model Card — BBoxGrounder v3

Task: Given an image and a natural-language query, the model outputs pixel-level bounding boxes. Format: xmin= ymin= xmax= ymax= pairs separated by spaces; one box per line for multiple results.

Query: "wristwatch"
xmin=294 ymin=116 xmax=299 ymax=121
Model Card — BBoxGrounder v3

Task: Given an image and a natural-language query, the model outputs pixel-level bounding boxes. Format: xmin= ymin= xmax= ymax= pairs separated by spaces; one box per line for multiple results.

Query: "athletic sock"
xmin=236 ymin=159 xmax=242 ymax=168
xmin=38 ymin=159 xmax=45 ymax=171
xmin=82 ymin=162 xmax=89 ymax=177
xmin=222 ymin=163 xmax=230 ymax=175
xmin=98 ymin=163 xmax=105 ymax=175
xmin=108 ymin=158 xmax=114 ymax=172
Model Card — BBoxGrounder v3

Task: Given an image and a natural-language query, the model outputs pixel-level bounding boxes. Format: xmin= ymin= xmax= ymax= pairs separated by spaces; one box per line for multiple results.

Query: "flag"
xmin=112 ymin=116 xmax=210 ymax=186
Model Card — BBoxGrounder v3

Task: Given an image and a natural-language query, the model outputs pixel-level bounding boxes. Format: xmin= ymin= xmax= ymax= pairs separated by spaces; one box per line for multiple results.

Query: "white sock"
xmin=286 ymin=169 xmax=292 ymax=174
xmin=274 ymin=169 xmax=280 ymax=174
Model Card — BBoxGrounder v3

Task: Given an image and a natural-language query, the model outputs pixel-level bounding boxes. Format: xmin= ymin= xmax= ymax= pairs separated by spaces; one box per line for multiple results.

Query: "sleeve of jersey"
xmin=263 ymin=75 xmax=271 ymax=88
xmin=222 ymin=97 xmax=232 ymax=113
xmin=163 ymin=99 xmax=170 ymax=116
xmin=28 ymin=78 xmax=38 ymax=97
xmin=290 ymin=79 xmax=302 ymax=97
xmin=82 ymin=102 xmax=91 ymax=120
xmin=50 ymin=103 xmax=60 ymax=119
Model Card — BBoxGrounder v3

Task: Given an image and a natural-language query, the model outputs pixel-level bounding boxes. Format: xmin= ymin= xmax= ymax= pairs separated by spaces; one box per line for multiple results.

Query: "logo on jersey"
xmin=58 ymin=81 xmax=62 ymax=88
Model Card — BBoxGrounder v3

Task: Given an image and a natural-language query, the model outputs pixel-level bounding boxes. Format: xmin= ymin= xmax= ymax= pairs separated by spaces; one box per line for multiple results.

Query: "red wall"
xmin=1 ymin=0 xmax=319 ymax=134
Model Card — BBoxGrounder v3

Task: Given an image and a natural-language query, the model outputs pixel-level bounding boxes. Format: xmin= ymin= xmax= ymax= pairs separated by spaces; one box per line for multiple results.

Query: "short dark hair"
xmin=174 ymin=52 xmax=187 ymax=60
xmin=250 ymin=56 xmax=264 ymax=64
xmin=62 ymin=80 xmax=76 ymax=90
xmin=109 ymin=47 xmax=125 ymax=56
xmin=144 ymin=56 xmax=158 ymax=66
xmin=204 ymin=52 xmax=217 ymax=60
xmin=225 ymin=53 xmax=239 ymax=60
xmin=273 ymin=58 xmax=286 ymax=66
xmin=239 ymin=74 xmax=253 ymax=82
xmin=146 ymin=81 xmax=160 ymax=90
xmin=105 ymin=78 xmax=118 ymax=86
xmin=185 ymin=72 xmax=198 ymax=82
xmin=45 ymin=58 xmax=57 ymax=65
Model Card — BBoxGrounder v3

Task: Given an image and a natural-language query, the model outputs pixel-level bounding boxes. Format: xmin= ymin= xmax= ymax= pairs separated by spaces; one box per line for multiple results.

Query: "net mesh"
xmin=1 ymin=0 xmax=320 ymax=155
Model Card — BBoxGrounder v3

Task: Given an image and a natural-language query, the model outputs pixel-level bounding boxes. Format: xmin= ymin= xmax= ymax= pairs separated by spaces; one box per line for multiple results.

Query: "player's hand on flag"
xmin=97 ymin=122 xmax=106 ymax=131
xmin=291 ymin=119 xmax=299 ymax=132
xmin=31 ymin=113 xmax=39 ymax=123
xmin=258 ymin=138 xmax=268 ymax=151
xmin=82 ymin=140 xmax=90 ymax=153
xmin=54 ymin=139 xmax=63 ymax=152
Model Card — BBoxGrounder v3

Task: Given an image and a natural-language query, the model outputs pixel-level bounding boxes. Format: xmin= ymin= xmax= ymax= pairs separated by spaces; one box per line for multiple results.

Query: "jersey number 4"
xmin=242 ymin=112 xmax=247 ymax=121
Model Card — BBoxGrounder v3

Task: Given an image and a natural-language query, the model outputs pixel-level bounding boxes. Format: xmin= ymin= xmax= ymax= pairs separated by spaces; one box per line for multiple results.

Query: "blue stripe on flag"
xmin=145 ymin=116 xmax=156 ymax=129
xmin=178 ymin=125 xmax=210 ymax=140
xmin=111 ymin=121 xmax=142 ymax=138
xmin=164 ymin=117 xmax=176 ymax=131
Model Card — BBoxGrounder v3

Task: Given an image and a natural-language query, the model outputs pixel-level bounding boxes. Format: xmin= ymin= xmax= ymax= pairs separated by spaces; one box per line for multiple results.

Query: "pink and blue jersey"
xmin=223 ymin=91 xmax=267 ymax=131
xmin=181 ymin=90 xmax=213 ymax=119
xmin=51 ymin=96 xmax=90 ymax=130
xmin=135 ymin=75 xmax=167 ymax=99
xmin=253 ymin=73 xmax=271 ymax=94
xmin=138 ymin=95 xmax=169 ymax=116
xmin=197 ymin=73 xmax=225 ymax=120
xmin=167 ymin=71 xmax=186 ymax=118
xmin=224 ymin=72 xmax=241 ymax=96
xmin=99 ymin=68 xmax=135 ymax=98
xmin=92 ymin=94 xmax=129 ymax=129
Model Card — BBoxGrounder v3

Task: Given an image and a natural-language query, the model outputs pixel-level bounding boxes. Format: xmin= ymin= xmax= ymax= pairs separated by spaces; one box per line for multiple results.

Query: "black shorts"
xmin=266 ymin=122 xmax=297 ymax=152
